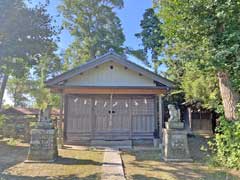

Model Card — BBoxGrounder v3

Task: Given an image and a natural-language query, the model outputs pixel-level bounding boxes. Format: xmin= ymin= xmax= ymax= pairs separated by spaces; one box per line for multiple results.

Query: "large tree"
xmin=135 ymin=8 xmax=164 ymax=72
xmin=7 ymin=74 xmax=30 ymax=107
xmin=0 ymin=0 xmax=58 ymax=109
xmin=30 ymin=53 xmax=61 ymax=109
xmin=156 ymin=0 xmax=240 ymax=120
xmin=59 ymin=0 xmax=125 ymax=67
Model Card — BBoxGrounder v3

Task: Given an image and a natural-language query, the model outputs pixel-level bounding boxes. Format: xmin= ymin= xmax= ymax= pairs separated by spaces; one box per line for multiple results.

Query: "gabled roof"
xmin=45 ymin=51 xmax=174 ymax=88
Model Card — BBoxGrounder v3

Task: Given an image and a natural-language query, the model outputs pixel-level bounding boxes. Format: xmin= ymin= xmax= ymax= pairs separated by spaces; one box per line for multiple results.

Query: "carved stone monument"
xmin=165 ymin=104 xmax=184 ymax=129
xmin=26 ymin=106 xmax=58 ymax=162
xmin=163 ymin=104 xmax=192 ymax=162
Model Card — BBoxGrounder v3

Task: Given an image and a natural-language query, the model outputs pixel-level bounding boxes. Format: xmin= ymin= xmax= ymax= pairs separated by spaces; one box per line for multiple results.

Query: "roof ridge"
xmin=45 ymin=51 xmax=174 ymax=88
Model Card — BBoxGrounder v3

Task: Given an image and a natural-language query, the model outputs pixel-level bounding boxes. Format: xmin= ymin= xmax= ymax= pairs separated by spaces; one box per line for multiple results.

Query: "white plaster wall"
xmin=65 ymin=62 xmax=155 ymax=87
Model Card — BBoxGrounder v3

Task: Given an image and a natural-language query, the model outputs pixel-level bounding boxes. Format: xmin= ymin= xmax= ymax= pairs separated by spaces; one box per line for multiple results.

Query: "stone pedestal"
xmin=26 ymin=109 xmax=58 ymax=162
xmin=165 ymin=122 xmax=184 ymax=129
xmin=27 ymin=128 xmax=58 ymax=162
xmin=163 ymin=122 xmax=192 ymax=162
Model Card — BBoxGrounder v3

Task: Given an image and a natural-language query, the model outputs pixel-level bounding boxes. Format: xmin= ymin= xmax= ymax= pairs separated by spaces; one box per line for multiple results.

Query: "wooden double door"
xmin=94 ymin=95 xmax=131 ymax=140
xmin=65 ymin=94 xmax=155 ymax=142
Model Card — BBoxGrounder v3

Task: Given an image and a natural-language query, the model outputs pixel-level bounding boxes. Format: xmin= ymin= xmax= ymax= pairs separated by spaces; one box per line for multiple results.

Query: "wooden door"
xmin=66 ymin=95 xmax=92 ymax=143
xmin=94 ymin=95 xmax=131 ymax=140
xmin=131 ymin=96 xmax=155 ymax=139
xmin=110 ymin=95 xmax=131 ymax=139
xmin=94 ymin=96 xmax=111 ymax=139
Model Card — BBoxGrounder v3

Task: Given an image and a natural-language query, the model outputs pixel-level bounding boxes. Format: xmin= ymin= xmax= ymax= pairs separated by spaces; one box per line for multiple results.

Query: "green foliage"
xmin=155 ymin=0 xmax=240 ymax=108
xmin=59 ymin=0 xmax=125 ymax=67
xmin=30 ymin=121 xmax=37 ymax=129
xmin=6 ymin=138 xmax=21 ymax=146
xmin=7 ymin=75 xmax=31 ymax=107
xmin=209 ymin=116 xmax=240 ymax=169
xmin=155 ymin=1 xmax=240 ymax=168
xmin=136 ymin=8 xmax=164 ymax=72
xmin=0 ymin=0 xmax=60 ymax=108
xmin=0 ymin=0 xmax=58 ymax=71
xmin=28 ymin=54 xmax=61 ymax=109
xmin=126 ymin=48 xmax=147 ymax=63
xmin=0 ymin=114 xmax=6 ymax=130
xmin=6 ymin=53 xmax=61 ymax=108
xmin=181 ymin=62 xmax=220 ymax=109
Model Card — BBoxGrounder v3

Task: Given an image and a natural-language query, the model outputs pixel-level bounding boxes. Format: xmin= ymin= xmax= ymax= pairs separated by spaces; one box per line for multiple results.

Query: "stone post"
xmin=26 ymin=106 xmax=58 ymax=162
xmin=163 ymin=104 xmax=192 ymax=162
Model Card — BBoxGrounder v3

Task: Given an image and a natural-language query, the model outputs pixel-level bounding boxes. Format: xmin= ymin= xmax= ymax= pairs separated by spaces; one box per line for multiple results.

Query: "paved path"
xmin=101 ymin=148 xmax=126 ymax=180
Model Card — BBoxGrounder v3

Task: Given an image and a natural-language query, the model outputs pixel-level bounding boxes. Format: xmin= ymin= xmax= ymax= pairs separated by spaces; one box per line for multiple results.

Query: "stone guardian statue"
xmin=163 ymin=104 xmax=192 ymax=162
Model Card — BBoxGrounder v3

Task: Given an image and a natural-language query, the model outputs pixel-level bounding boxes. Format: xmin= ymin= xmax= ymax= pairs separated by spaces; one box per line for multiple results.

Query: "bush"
xmin=0 ymin=114 xmax=6 ymax=132
xmin=209 ymin=116 xmax=240 ymax=169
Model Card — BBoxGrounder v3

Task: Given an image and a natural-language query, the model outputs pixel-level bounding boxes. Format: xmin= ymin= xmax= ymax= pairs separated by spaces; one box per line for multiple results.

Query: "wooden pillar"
xmin=58 ymin=93 xmax=64 ymax=149
xmin=188 ymin=107 xmax=192 ymax=131
xmin=129 ymin=97 xmax=133 ymax=140
xmin=158 ymin=95 xmax=163 ymax=143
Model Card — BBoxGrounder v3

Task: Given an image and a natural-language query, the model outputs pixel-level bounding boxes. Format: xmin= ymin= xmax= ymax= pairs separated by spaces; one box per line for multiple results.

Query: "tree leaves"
xmin=59 ymin=0 xmax=125 ymax=66
xmin=156 ymin=0 xmax=240 ymax=107
xmin=0 ymin=0 xmax=60 ymax=108
xmin=135 ymin=8 xmax=164 ymax=72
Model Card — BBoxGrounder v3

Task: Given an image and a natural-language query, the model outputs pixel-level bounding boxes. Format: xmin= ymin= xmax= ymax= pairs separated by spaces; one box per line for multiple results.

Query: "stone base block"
xmin=27 ymin=128 xmax=58 ymax=162
xmin=163 ymin=129 xmax=192 ymax=162
xmin=91 ymin=140 xmax=132 ymax=148
xmin=165 ymin=122 xmax=184 ymax=129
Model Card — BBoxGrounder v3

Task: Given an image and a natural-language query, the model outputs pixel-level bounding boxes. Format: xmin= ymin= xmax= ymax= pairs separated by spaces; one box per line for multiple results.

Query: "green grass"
xmin=0 ymin=140 xmax=104 ymax=180
xmin=122 ymin=150 xmax=240 ymax=180
xmin=6 ymin=138 xmax=22 ymax=146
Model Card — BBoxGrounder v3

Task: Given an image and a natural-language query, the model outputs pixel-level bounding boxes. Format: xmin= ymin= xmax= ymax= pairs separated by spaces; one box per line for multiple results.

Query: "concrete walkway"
xmin=101 ymin=148 xmax=126 ymax=180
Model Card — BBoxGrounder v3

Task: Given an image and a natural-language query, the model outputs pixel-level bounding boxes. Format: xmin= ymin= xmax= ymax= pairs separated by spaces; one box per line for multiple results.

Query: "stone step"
xmin=91 ymin=140 xmax=132 ymax=148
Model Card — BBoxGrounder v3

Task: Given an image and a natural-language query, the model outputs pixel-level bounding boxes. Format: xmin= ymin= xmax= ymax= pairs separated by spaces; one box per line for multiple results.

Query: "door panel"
xmin=131 ymin=97 xmax=155 ymax=137
xmin=94 ymin=95 xmax=131 ymax=140
xmin=111 ymin=97 xmax=131 ymax=131
xmin=65 ymin=95 xmax=92 ymax=143
xmin=67 ymin=95 xmax=92 ymax=133
xmin=94 ymin=97 xmax=110 ymax=133
xmin=111 ymin=97 xmax=131 ymax=139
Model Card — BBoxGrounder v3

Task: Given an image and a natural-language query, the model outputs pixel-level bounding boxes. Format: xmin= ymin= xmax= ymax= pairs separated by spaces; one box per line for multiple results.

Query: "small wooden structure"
xmin=46 ymin=51 xmax=174 ymax=145
xmin=185 ymin=106 xmax=214 ymax=135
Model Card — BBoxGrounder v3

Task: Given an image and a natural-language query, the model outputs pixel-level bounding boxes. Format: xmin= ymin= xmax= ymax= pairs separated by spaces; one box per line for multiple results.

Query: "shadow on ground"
xmin=122 ymin=135 xmax=240 ymax=180
xmin=126 ymin=162 xmax=239 ymax=180
xmin=56 ymin=156 xmax=102 ymax=166
xmin=0 ymin=139 xmax=103 ymax=180
xmin=0 ymin=139 xmax=28 ymax=172
xmin=0 ymin=174 xmax=100 ymax=180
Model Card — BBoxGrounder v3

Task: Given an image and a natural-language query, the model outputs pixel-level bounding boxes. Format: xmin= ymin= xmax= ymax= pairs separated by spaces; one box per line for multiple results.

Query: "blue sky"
xmin=4 ymin=0 xmax=152 ymax=105
xmin=32 ymin=0 xmax=152 ymax=51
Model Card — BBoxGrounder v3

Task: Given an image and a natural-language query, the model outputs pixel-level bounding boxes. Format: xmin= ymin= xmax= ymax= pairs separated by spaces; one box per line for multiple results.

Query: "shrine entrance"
xmin=65 ymin=94 xmax=155 ymax=143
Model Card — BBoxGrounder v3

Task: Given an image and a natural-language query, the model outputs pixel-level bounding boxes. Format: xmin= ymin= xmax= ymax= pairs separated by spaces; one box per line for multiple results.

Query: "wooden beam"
xmin=158 ymin=95 xmax=163 ymax=143
xmin=57 ymin=93 xmax=64 ymax=148
xmin=63 ymin=87 xmax=167 ymax=95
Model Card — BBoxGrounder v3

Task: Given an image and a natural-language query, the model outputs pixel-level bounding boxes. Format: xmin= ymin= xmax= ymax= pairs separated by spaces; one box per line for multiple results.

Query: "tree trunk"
xmin=218 ymin=71 xmax=239 ymax=120
xmin=0 ymin=74 xmax=8 ymax=110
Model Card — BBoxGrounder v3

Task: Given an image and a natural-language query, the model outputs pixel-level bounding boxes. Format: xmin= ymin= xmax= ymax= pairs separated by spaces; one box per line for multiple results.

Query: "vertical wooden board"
xmin=66 ymin=95 xmax=92 ymax=133
xmin=111 ymin=97 xmax=131 ymax=131
xmin=94 ymin=97 xmax=110 ymax=132
xmin=131 ymin=96 xmax=155 ymax=134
